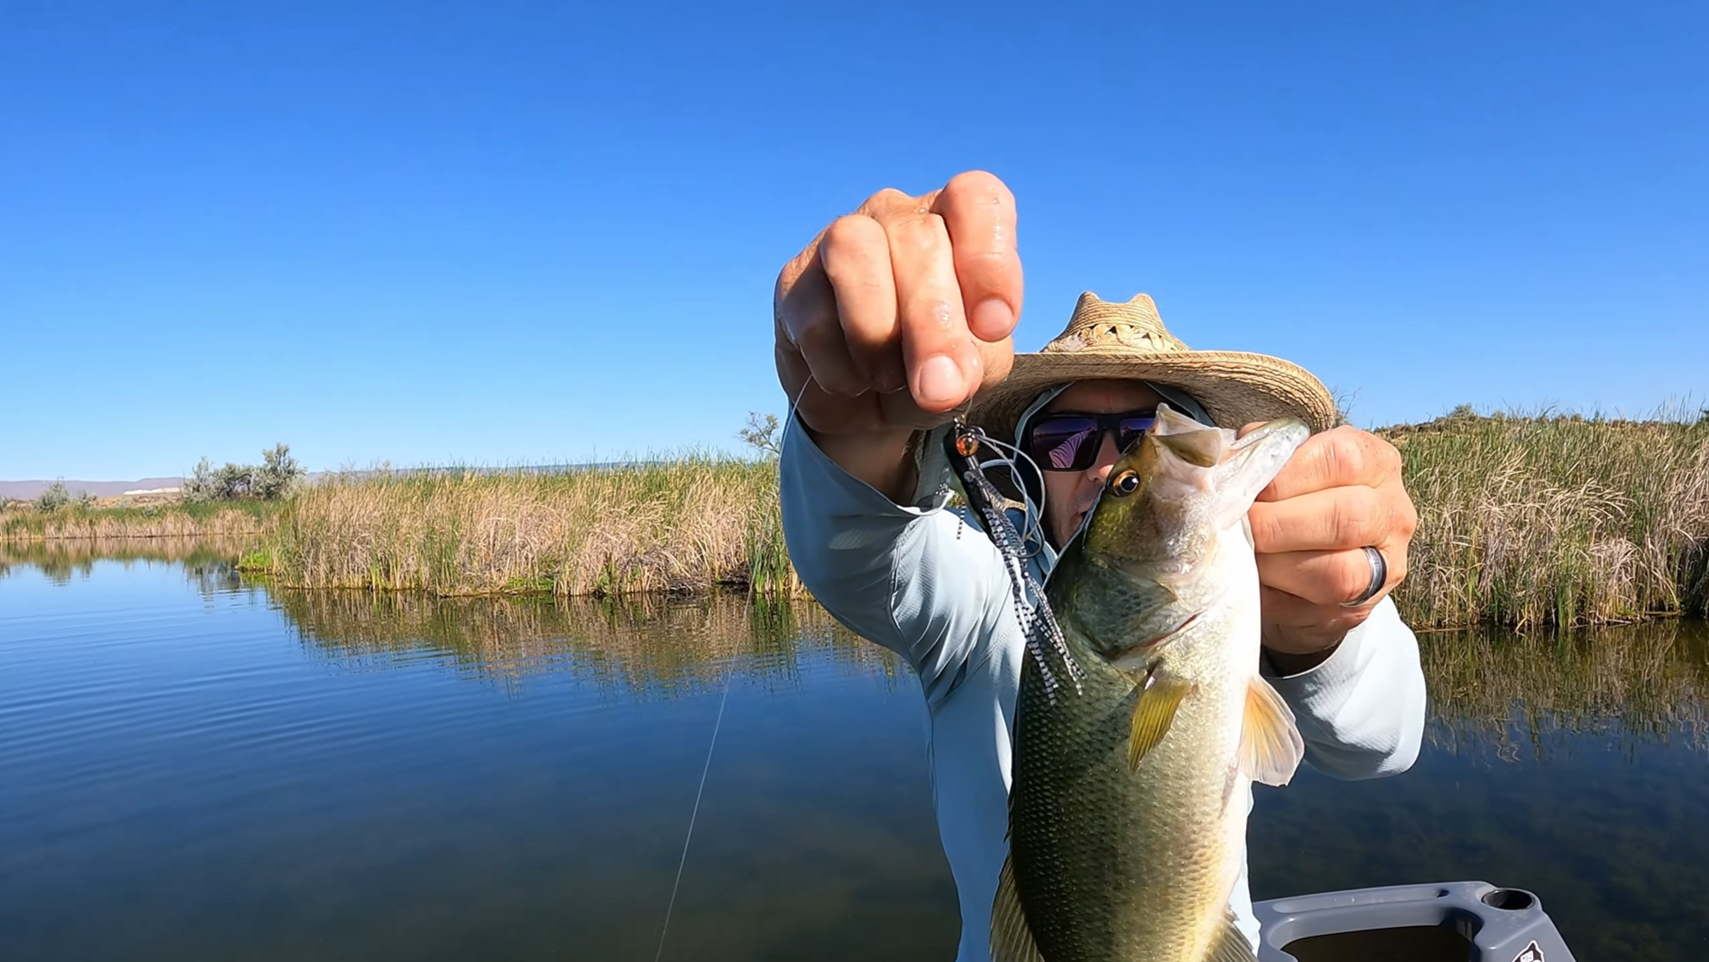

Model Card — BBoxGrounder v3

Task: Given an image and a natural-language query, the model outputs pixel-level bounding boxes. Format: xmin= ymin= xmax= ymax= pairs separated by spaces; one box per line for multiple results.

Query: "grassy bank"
xmin=257 ymin=458 xmax=794 ymax=597
xmin=0 ymin=500 xmax=280 ymax=542
xmin=253 ymin=412 xmax=1705 ymax=624
xmin=1386 ymin=411 xmax=1709 ymax=629
xmin=8 ymin=527 xmax=1701 ymax=732
xmin=14 ymin=410 xmax=1706 ymax=627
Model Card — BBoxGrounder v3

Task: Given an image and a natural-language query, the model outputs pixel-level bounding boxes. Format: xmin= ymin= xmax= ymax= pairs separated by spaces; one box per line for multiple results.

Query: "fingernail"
xmin=970 ymin=298 xmax=1014 ymax=339
xmin=915 ymin=355 xmax=965 ymax=407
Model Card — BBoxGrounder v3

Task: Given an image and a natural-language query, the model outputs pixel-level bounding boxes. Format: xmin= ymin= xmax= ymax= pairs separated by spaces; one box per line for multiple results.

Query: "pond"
xmin=2 ymin=547 xmax=1707 ymax=961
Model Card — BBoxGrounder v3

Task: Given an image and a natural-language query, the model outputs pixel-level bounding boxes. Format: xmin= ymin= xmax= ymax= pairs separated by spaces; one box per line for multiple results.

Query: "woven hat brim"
xmin=968 ymin=350 xmax=1338 ymax=445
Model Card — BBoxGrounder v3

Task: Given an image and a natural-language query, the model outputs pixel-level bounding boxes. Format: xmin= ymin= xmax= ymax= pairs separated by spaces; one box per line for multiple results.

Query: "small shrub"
xmin=255 ymin=444 xmax=303 ymax=499
xmin=184 ymin=444 xmax=304 ymax=502
xmin=36 ymin=482 xmax=77 ymax=512
xmin=738 ymin=412 xmax=782 ymax=459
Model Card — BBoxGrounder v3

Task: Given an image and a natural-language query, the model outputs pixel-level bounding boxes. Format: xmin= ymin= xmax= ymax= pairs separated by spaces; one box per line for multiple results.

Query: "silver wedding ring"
xmin=1340 ymin=546 xmax=1388 ymax=608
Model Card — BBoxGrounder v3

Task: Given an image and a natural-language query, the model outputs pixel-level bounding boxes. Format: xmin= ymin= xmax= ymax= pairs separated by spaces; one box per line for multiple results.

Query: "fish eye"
xmin=1110 ymin=470 xmax=1141 ymax=497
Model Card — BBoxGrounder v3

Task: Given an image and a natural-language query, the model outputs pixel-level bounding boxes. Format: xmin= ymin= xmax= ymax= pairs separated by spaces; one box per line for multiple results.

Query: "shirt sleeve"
xmin=1261 ymin=596 xmax=1427 ymax=780
xmin=778 ymin=414 xmax=1016 ymax=705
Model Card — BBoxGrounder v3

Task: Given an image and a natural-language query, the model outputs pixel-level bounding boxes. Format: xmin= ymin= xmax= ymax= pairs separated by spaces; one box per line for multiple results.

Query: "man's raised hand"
xmin=774 ymin=171 xmax=1023 ymax=449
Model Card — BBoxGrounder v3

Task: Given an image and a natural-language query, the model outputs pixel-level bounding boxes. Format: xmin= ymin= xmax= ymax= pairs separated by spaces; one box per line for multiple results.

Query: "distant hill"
xmin=0 ymin=478 xmax=185 ymax=500
xmin=0 ymin=464 xmax=677 ymax=503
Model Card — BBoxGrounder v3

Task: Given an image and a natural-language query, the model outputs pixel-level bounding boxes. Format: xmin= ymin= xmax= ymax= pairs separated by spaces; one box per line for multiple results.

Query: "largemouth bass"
xmin=992 ymin=405 xmax=1311 ymax=962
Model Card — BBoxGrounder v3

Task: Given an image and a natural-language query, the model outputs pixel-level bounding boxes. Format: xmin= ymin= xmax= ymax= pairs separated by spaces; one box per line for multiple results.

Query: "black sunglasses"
xmin=1022 ymin=410 xmax=1158 ymax=472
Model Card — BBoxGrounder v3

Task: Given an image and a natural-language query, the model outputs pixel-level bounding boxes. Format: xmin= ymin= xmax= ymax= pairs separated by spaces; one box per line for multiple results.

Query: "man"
xmin=773 ymin=172 xmax=1426 ymax=961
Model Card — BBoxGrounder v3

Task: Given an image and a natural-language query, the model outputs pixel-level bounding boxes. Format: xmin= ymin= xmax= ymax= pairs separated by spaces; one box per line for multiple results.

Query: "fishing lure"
xmin=943 ymin=422 xmax=1084 ymax=702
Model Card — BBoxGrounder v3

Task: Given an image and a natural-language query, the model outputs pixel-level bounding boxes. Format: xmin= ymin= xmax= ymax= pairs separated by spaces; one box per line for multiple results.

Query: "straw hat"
xmin=969 ymin=292 xmax=1337 ymax=442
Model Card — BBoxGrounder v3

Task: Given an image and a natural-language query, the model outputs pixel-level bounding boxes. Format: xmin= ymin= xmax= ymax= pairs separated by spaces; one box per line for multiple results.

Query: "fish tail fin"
xmin=1240 ymin=674 xmax=1305 ymax=786
xmin=990 ymin=853 xmax=1044 ymax=962
xmin=1203 ymin=911 xmax=1259 ymax=962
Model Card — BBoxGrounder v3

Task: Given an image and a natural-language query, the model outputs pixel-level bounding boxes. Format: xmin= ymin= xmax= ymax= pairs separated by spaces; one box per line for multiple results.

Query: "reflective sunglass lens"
xmin=1026 ymin=411 xmax=1160 ymax=472
xmin=1029 ymin=419 xmax=1098 ymax=471
xmin=1116 ymin=417 xmax=1157 ymax=451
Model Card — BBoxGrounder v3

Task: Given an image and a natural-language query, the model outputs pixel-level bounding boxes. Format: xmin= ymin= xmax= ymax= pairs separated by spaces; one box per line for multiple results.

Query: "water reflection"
xmin=6 ymin=546 xmax=1709 ymax=960
xmin=274 ymin=588 xmax=904 ymax=697
xmin=271 ymin=591 xmax=1709 ymax=753
xmin=273 ymin=587 xmax=1709 ymax=754
xmin=0 ymin=547 xmax=951 ymax=962
xmin=1255 ymin=622 xmax=1709 ymax=962
xmin=5 ymin=540 xmax=1708 ymax=748
xmin=1419 ymin=620 xmax=1709 ymax=758
xmin=0 ymin=536 xmax=253 ymax=586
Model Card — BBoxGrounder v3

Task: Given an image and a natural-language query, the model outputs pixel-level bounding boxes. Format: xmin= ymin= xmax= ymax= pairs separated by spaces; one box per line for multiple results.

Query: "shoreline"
xmin=6 ymin=412 xmax=1706 ymax=628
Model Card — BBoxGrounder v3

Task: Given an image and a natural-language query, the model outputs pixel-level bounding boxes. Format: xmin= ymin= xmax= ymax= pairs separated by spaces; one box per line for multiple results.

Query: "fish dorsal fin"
xmin=1240 ymin=675 xmax=1305 ymax=787
xmin=1204 ymin=911 xmax=1259 ymax=962
xmin=1129 ymin=671 xmax=1195 ymax=770
xmin=1151 ymin=405 xmax=1225 ymax=467
xmin=990 ymin=853 xmax=1044 ymax=962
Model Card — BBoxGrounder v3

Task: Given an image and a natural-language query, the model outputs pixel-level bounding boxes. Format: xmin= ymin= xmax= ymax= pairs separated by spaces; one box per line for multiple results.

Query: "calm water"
xmin=3 ymin=552 xmax=1707 ymax=961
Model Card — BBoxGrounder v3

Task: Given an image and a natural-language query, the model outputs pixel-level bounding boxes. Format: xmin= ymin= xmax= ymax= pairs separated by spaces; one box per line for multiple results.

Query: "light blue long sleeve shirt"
xmin=778 ymin=414 xmax=1427 ymax=962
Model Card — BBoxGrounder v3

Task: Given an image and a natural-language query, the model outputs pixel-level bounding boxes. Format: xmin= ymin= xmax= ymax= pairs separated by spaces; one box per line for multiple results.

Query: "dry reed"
xmin=262 ymin=459 xmax=795 ymax=597
xmin=13 ymin=412 xmax=1704 ymax=625
xmin=0 ymin=502 xmax=277 ymax=542
xmin=1386 ymin=411 xmax=1709 ymax=628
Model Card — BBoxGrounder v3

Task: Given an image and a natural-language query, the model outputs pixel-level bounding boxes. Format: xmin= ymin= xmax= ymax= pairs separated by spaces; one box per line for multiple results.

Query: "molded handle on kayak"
xmin=1252 ymin=880 xmax=1577 ymax=962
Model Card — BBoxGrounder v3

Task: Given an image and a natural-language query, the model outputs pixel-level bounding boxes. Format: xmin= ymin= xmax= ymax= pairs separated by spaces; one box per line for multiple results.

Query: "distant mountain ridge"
xmin=1 ymin=463 xmax=685 ymax=502
xmin=0 ymin=478 xmax=187 ymax=499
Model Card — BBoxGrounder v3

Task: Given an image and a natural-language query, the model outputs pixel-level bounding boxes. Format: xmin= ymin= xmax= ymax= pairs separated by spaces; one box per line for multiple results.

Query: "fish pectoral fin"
xmin=990 ymin=853 xmax=1044 ymax=962
xmin=1203 ymin=910 xmax=1259 ymax=962
xmin=1128 ymin=672 xmax=1194 ymax=770
xmin=1239 ymin=674 xmax=1306 ymax=787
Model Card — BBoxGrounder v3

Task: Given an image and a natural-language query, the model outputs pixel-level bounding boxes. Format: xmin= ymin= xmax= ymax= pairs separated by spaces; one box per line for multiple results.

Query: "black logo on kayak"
xmin=1513 ymin=941 xmax=1544 ymax=962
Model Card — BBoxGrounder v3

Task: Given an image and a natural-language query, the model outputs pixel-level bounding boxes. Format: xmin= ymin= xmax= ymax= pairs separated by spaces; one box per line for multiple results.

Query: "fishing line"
xmin=967 ymin=432 xmax=1050 ymax=559
xmin=653 ymin=662 xmax=735 ymax=962
xmin=783 ymin=375 xmax=815 ymax=422
xmin=946 ymin=424 xmax=1085 ymax=699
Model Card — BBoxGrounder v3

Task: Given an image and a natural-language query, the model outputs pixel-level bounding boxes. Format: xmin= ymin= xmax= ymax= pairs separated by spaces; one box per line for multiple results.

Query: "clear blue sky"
xmin=3 ymin=0 xmax=1704 ymax=480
